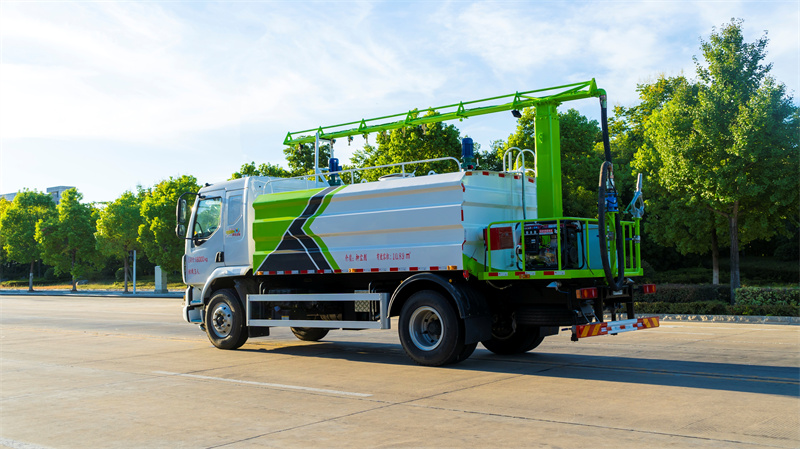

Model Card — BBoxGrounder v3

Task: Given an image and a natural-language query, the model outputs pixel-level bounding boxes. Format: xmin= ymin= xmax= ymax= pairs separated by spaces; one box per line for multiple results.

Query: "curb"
xmin=0 ymin=290 xmax=183 ymax=299
xmin=604 ymin=313 xmax=799 ymax=325
xmin=656 ymin=313 xmax=800 ymax=325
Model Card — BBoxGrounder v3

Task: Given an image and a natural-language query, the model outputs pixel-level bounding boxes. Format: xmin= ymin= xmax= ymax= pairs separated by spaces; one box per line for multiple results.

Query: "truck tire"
xmin=481 ymin=325 xmax=544 ymax=355
xmin=205 ymin=289 xmax=248 ymax=350
xmin=291 ymin=327 xmax=329 ymax=341
xmin=455 ymin=342 xmax=478 ymax=363
xmin=399 ymin=290 xmax=470 ymax=366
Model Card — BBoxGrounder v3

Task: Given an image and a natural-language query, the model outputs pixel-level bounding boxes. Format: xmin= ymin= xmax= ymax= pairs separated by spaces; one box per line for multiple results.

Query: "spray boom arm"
xmin=284 ymin=80 xmax=603 ymax=146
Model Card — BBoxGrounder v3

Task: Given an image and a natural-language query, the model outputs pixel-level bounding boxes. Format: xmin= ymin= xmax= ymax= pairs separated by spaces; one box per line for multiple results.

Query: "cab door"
xmin=184 ymin=191 xmax=224 ymax=287
xmin=222 ymin=190 xmax=248 ymax=267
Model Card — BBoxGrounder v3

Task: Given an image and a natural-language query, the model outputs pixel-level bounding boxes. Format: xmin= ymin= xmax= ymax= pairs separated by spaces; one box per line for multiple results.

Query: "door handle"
xmin=215 ymin=252 xmax=224 ymax=263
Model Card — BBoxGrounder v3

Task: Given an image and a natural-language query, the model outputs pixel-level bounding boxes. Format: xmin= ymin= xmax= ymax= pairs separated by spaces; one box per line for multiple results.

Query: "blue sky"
xmin=1 ymin=1 xmax=797 ymax=204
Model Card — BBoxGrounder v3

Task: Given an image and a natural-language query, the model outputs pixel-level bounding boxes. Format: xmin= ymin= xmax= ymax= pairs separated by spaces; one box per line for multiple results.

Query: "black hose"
xmin=598 ymin=93 xmax=626 ymax=290
xmin=600 ymin=94 xmax=612 ymax=163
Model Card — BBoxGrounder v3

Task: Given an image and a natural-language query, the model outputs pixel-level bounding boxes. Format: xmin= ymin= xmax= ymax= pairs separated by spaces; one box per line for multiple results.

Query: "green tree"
xmin=95 ymin=191 xmax=143 ymax=293
xmin=475 ymin=139 xmax=505 ymax=171
xmin=284 ymin=143 xmax=330 ymax=176
xmin=0 ymin=191 xmax=55 ymax=291
xmin=230 ymin=144 xmax=332 ymax=180
xmin=506 ymin=108 xmax=604 ymax=218
xmin=139 ymin=175 xmax=199 ymax=273
xmin=35 ymin=189 xmax=100 ymax=291
xmin=0 ymin=197 xmax=11 ymax=281
xmin=637 ymin=20 xmax=799 ymax=298
xmin=351 ymin=111 xmax=462 ymax=181
xmin=230 ymin=161 xmax=292 ymax=180
xmin=621 ymin=76 xmax=728 ymax=283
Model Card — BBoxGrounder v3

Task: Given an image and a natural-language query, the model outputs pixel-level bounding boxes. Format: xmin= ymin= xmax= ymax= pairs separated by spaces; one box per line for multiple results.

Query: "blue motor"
xmin=328 ymin=157 xmax=342 ymax=186
xmin=462 ymin=137 xmax=475 ymax=169
xmin=605 ymin=191 xmax=618 ymax=212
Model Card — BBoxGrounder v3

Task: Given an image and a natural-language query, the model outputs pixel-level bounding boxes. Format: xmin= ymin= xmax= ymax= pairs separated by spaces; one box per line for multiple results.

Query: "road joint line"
xmin=152 ymin=371 xmax=372 ymax=397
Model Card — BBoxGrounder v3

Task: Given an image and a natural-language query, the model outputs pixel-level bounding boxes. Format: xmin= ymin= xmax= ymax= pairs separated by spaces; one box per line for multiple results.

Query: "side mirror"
xmin=176 ymin=223 xmax=187 ymax=239
xmin=175 ymin=194 xmax=194 ymax=239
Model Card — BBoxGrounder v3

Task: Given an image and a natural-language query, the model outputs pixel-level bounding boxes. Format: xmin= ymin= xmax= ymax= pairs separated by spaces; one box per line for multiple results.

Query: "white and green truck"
xmin=176 ymin=80 xmax=658 ymax=366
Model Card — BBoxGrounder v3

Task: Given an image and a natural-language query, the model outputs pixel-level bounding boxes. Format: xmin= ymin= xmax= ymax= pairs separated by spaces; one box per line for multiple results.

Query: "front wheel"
xmin=398 ymin=290 xmax=470 ymax=366
xmin=205 ymin=289 xmax=248 ymax=350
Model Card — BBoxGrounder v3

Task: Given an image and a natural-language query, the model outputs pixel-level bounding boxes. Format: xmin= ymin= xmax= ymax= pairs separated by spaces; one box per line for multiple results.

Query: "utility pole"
xmin=132 ymin=250 xmax=137 ymax=294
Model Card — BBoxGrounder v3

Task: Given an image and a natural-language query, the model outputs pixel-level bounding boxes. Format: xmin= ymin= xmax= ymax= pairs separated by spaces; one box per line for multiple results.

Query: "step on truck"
xmin=176 ymin=79 xmax=659 ymax=366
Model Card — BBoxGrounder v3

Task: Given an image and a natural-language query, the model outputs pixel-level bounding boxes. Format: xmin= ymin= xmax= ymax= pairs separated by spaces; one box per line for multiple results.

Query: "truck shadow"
xmin=241 ymin=339 xmax=800 ymax=398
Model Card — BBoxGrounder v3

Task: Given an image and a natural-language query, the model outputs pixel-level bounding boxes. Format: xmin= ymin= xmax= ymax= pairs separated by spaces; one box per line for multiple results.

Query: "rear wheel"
xmin=398 ymin=290 xmax=470 ymax=366
xmin=456 ymin=342 xmax=478 ymax=362
xmin=482 ymin=315 xmax=544 ymax=355
xmin=291 ymin=327 xmax=329 ymax=341
xmin=205 ymin=289 xmax=248 ymax=350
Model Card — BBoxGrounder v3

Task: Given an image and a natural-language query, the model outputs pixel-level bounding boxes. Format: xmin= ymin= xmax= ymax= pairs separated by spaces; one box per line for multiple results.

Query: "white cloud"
xmin=0 ymin=1 xmax=797 ymax=203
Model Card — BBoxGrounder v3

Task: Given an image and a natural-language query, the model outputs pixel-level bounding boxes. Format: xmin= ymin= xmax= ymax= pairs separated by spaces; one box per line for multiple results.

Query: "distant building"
xmin=0 ymin=186 xmax=76 ymax=205
xmin=46 ymin=186 xmax=75 ymax=205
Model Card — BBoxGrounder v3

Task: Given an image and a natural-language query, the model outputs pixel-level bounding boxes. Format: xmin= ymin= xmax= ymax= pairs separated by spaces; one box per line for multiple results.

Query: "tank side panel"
xmin=309 ymin=173 xmax=465 ymax=272
xmin=251 ymin=188 xmax=327 ymax=270
xmin=462 ymin=173 xmax=537 ymax=273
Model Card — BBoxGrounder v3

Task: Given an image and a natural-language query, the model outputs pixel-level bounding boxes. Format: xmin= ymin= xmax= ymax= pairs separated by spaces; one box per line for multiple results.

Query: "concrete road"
xmin=1 ymin=294 xmax=798 ymax=449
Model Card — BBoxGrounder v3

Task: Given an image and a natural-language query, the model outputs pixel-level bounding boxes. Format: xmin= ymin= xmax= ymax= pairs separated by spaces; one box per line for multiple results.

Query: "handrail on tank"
xmin=341 ymin=156 xmax=462 ymax=184
xmin=261 ymin=157 xmax=463 ymax=193
xmin=502 ymin=147 xmax=536 ymax=175
xmin=502 ymin=147 xmax=536 ymax=219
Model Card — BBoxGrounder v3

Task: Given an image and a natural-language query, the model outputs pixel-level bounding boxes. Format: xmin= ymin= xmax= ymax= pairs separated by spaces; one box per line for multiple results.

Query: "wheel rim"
xmin=408 ymin=306 xmax=444 ymax=351
xmin=211 ymin=303 xmax=233 ymax=338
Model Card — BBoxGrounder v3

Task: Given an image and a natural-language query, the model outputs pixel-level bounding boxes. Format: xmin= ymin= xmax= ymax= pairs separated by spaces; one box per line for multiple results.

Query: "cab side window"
xmin=227 ymin=194 xmax=242 ymax=226
xmin=193 ymin=197 xmax=222 ymax=242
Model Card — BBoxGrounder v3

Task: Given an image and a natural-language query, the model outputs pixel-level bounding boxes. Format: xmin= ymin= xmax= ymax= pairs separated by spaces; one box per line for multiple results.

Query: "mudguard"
xmin=390 ymin=273 xmax=491 ymax=344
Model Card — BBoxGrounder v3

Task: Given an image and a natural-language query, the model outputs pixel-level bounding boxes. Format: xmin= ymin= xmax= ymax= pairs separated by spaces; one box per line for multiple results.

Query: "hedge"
xmin=634 ymin=284 xmax=799 ymax=305
xmin=735 ymin=286 xmax=799 ymax=307
xmin=645 ymin=261 xmax=799 ymax=285
xmin=0 ymin=279 xmax=65 ymax=288
xmin=633 ymin=284 xmax=730 ymax=303
xmin=635 ymin=301 xmax=799 ymax=317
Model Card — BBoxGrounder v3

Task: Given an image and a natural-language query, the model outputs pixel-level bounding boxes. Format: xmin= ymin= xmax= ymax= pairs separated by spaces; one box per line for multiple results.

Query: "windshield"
xmin=193 ymin=197 xmax=222 ymax=242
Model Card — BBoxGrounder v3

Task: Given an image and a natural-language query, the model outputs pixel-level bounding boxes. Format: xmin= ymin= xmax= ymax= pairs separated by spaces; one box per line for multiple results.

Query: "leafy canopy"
xmin=96 ymin=190 xmax=143 ymax=257
xmin=631 ymin=19 xmax=798 ymax=291
xmin=35 ymin=189 xmax=100 ymax=288
xmin=506 ymin=108 xmax=603 ymax=218
xmin=0 ymin=190 xmax=55 ymax=267
xmin=230 ymin=162 xmax=292 ymax=180
xmin=138 ymin=175 xmax=199 ymax=273
xmin=351 ymin=111 xmax=462 ymax=182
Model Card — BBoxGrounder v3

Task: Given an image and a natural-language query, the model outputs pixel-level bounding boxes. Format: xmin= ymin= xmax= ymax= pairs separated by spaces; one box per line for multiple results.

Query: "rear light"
xmin=642 ymin=284 xmax=656 ymax=294
xmin=576 ymin=287 xmax=598 ymax=300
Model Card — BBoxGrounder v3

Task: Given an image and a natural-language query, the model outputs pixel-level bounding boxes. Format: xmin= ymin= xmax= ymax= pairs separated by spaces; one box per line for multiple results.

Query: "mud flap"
xmin=464 ymin=315 xmax=492 ymax=345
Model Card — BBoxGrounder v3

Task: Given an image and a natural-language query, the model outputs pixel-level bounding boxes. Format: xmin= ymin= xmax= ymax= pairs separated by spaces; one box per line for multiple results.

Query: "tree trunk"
xmin=123 ymin=255 xmax=130 ymax=294
xmin=70 ymin=252 xmax=77 ymax=292
xmin=728 ymin=201 xmax=740 ymax=304
xmin=28 ymin=259 xmax=35 ymax=292
xmin=711 ymin=228 xmax=720 ymax=285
